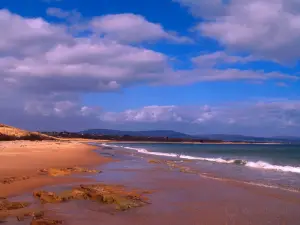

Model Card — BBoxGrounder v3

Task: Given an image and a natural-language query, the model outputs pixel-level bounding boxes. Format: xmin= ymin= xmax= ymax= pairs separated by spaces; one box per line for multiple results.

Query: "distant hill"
xmin=0 ymin=124 xmax=56 ymax=141
xmin=80 ymin=129 xmax=193 ymax=139
xmin=196 ymin=134 xmax=300 ymax=143
xmin=271 ymin=136 xmax=300 ymax=142
xmin=81 ymin=129 xmax=300 ymax=143
xmin=196 ymin=134 xmax=271 ymax=142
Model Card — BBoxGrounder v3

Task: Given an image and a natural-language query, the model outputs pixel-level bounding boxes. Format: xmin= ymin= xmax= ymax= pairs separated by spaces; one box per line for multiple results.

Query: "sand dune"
xmin=0 ymin=124 xmax=55 ymax=141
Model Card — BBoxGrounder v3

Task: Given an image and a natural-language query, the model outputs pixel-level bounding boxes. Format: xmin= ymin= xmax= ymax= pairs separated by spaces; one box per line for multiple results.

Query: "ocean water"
xmin=102 ymin=143 xmax=300 ymax=191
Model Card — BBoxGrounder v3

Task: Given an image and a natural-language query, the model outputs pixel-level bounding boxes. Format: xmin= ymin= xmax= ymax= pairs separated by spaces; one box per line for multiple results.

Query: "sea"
xmin=101 ymin=142 xmax=300 ymax=192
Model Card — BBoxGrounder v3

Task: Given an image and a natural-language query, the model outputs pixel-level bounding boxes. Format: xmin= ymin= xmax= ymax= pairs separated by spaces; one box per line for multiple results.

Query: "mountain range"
xmin=81 ymin=129 xmax=300 ymax=143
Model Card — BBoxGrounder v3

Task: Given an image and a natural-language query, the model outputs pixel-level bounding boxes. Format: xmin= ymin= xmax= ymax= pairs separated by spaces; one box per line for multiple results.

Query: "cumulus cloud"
xmin=46 ymin=8 xmax=191 ymax=43
xmin=13 ymin=100 xmax=300 ymax=136
xmin=1 ymin=8 xmax=296 ymax=98
xmin=0 ymin=9 xmax=170 ymax=95
xmin=0 ymin=8 xmax=299 ymax=135
xmin=98 ymin=101 xmax=300 ymax=136
xmin=0 ymin=9 xmax=69 ymax=58
xmin=176 ymin=0 xmax=300 ymax=63
xmin=90 ymin=13 xmax=191 ymax=43
xmin=100 ymin=105 xmax=186 ymax=123
xmin=24 ymin=99 xmax=101 ymax=118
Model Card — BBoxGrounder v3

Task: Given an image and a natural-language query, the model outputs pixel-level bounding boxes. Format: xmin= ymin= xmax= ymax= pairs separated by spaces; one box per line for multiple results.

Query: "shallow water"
xmin=101 ymin=142 xmax=300 ymax=191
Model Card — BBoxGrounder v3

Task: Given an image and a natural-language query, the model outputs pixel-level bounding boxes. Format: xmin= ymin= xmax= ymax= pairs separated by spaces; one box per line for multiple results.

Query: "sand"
xmin=0 ymin=140 xmax=110 ymax=197
xmin=33 ymin=147 xmax=300 ymax=225
xmin=1 ymin=142 xmax=299 ymax=225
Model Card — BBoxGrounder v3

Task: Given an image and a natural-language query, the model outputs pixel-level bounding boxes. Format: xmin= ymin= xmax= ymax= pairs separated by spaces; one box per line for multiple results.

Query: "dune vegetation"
xmin=0 ymin=124 xmax=55 ymax=141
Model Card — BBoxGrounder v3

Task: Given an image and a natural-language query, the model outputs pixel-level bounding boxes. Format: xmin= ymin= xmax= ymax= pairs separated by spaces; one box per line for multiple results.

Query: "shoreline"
xmin=58 ymin=138 xmax=282 ymax=145
xmin=102 ymin=140 xmax=282 ymax=145
xmin=1 ymin=141 xmax=300 ymax=224
xmin=103 ymin=142 xmax=300 ymax=191
xmin=52 ymin=137 xmax=284 ymax=145
xmin=0 ymin=140 xmax=111 ymax=197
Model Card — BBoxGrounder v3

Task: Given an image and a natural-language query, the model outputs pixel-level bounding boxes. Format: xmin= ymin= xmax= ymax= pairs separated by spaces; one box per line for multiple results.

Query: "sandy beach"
xmin=66 ymin=145 xmax=300 ymax=225
xmin=0 ymin=140 xmax=111 ymax=197
xmin=0 ymin=141 xmax=299 ymax=225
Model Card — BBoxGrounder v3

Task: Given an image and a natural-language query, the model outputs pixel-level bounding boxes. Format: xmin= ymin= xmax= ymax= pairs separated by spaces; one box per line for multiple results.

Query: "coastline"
xmin=55 ymin=137 xmax=283 ymax=145
xmin=0 ymin=140 xmax=111 ymax=197
xmin=77 ymin=139 xmax=282 ymax=145
xmin=0 ymin=137 xmax=284 ymax=198
xmin=0 ymin=141 xmax=299 ymax=224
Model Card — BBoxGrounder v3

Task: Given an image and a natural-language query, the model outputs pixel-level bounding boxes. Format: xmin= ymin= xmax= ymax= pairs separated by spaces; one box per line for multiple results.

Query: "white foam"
xmin=245 ymin=161 xmax=300 ymax=174
xmin=101 ymin=143 xmax=122 ymax=148
xmin=123 ymin=146 xmax=178 ymax=157
xmin=101 ymin=143 xmax=300 ymax=174
xmin=180 ymin=155 xmax=230 ymax=163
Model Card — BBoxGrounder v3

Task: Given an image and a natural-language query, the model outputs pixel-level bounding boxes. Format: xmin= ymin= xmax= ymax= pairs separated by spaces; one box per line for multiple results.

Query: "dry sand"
xmin=0 ymin=140 xmax=110 ymax=197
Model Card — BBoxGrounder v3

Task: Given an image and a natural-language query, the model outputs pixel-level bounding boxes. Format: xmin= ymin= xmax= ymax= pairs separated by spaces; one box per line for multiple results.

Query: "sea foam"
xmin=101 ymin=143 xmax=300 ymax=174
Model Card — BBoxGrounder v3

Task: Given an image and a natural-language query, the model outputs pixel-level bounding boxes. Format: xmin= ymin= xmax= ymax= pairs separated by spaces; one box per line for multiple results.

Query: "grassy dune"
xmin=0 ymin=124 xmax=55 ymax=141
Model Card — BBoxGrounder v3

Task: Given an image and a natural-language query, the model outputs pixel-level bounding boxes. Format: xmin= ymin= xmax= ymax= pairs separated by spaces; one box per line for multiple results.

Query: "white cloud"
xmin=192 ymin=51 xmax=256 ymax=68
xmin=1 ymin=8 xmax=295 ymax=99
xmin=2 ymin=87 xmax=300 ymax=136
xmin=0 ymin=8 xmax=299 ymax=135
xmin=100 ymin=105 xmax=185 ymax=123
xmin=97 ymin=101 xmax=300 ymax=135
xmin=0 ymin=9 xmax=70 ymax=58
xmin=24 ymin=98 xmax=101 ymax=118
xmin=25 ymin=100 xmax=77 ymax=117
xmin=46 ymin=9 xmax=192 ymax=43
xmin=155 ymin=68 xmax=298 ymax=85
xmin=193 ymin=0 xmax=300 ymax=63
xmin=90 ymin=13 xmax=192 ymax=43
xmin=0 ymin=9 xmax=170 ymax=94
xmin=175 ymin=0 xmax=300 ymax=63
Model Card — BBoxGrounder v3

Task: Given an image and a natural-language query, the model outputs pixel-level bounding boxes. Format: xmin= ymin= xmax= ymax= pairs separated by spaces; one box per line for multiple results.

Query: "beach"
xmin=0 ymin=140 xmax=111 ymax=197
xmin=0 ymin=141 xmax=300 ymax=225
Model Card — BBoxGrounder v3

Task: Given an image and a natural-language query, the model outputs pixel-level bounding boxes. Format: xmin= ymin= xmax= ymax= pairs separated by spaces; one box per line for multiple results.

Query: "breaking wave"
xmin=101 ymin=143 xmax=300 ymax=174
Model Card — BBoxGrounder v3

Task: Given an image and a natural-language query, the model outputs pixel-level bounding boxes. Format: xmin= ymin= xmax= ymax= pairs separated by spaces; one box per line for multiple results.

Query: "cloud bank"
xmin=0 ymin=3 xmax=299 ymax=136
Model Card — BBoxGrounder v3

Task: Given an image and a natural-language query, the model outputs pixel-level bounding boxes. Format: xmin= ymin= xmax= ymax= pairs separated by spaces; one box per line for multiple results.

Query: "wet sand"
xmin=0 ymin=141 xmax=111 ymax=197
xmin=86 ymin=149 xmax=300 ymax=225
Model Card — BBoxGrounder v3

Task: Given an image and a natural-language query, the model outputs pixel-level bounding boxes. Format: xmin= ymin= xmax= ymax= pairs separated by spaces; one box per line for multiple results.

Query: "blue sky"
xmin=1 ymin=0 xmax=300 ymax=136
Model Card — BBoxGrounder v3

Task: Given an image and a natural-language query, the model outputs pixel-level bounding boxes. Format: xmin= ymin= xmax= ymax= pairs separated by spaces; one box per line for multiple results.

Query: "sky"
xmin=1 ymin=0 xmax=300 ymax=136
